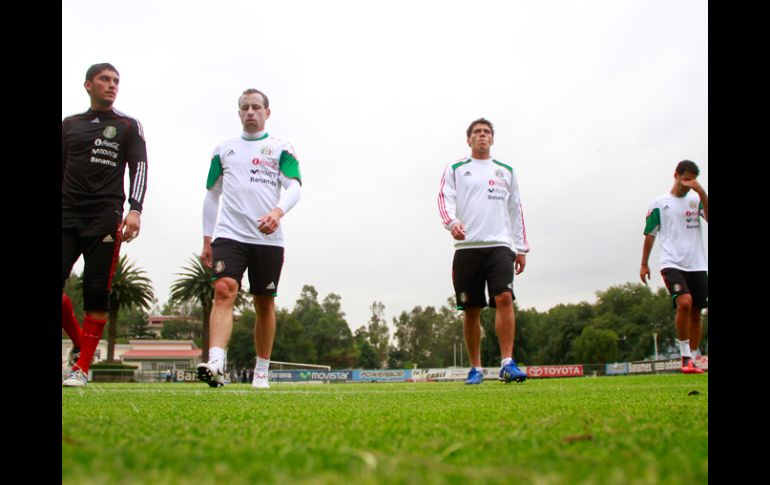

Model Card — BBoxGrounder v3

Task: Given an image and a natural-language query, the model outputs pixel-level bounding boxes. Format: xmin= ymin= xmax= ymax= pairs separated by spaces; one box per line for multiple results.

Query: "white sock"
xmin=474 ymin=366 xmax=483 ymax=373
xmin=691 ymin=349 xmax=700 ymax=360
xmin=501 ymin=357 xmax=513 ymax=367
xmin=255 ymin=357 xmax=270 ymax=374
xmin=678 ymin=340 xmax=692 ymax=359
xmin=209 ymin=347 xmax=226 ymax=371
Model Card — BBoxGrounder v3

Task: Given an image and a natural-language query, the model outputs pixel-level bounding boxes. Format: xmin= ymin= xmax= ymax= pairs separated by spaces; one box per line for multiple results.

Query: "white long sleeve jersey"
xmin=438 ymin=157 xmax=530 ymax=253
xmin=203 ymin=132 xmax=302 ymax=246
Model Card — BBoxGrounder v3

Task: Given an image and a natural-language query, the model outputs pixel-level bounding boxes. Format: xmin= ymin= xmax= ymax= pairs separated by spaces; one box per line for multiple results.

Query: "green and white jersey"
xmin=644 ymin=192 xmax=707 ymax=271
xmin=206 ymin=132 xmax=302 ymax=246
xmin=438 ymin=157 xmax=530 ymax=253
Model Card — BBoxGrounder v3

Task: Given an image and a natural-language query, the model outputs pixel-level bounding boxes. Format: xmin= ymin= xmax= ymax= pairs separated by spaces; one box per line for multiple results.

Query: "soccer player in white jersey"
xmin=640 ymin=160 xmax=708 ymax=374
xmin=197 ymin=88 xmax=302 ymax=389
xmin=438 ymin=118 xmax=530 ymax=385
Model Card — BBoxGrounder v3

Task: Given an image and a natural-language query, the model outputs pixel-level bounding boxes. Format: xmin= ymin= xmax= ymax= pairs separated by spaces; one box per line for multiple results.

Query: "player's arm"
xmin=640 ymin=234 xmax=656 ymax=285
xmin=61 ymin=120 xmax=69 ymax=183
xmin=508 ymin=169 xmax=529 ymax=274
xmin=258 ymin=147 xmax=303 ymax=235
xmin=681 ymin=178 xmax=707 ymax=222
xmin=258 ymin=178 xmax=301 ymax=235
xmin=438 ymin=164 xmax=464 ymax=240
xmin=640 ymin=206 xmax=660 ymax=285
xmin=123 ymin=119 xmax=148 ymax=243
xmin=201 ymin=153 xmax=223 ymax=267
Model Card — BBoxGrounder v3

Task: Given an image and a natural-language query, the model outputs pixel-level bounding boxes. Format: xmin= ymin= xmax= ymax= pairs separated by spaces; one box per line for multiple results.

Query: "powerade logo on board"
xmin=352 ymin=369 xmax=411 ymax=381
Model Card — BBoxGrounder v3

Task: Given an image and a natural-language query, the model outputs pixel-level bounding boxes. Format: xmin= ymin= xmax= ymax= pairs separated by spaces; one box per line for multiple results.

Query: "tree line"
xmin=63 ymin=255 xmax=708 ymax=369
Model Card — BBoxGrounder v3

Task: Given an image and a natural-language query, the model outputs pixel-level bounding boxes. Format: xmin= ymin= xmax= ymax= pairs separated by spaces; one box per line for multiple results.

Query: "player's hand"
xmin=640 ymin=264 xmax=650 ymax=285
xmin=681 ymin=178 xmax=705 ymax=195
xmin=450 ymin=221 xmax=466 ymax=241
xmin=515 ymin=254 xmax=526 ymax=275
xmin=200 ymin=238 xmax=213 ymax=268
xmin=122 ymin=211 xmax=141 ymax=243
xmin=258 ymin=208 xmax=284 ymax=235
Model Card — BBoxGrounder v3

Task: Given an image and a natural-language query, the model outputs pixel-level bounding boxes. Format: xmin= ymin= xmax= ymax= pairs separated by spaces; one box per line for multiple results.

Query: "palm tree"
xmin=170 ymin=256 xmax=215 ymax=361
xmin=170 ymin=255 xmax=249 ymax=362
xmin=107 ymin=255 xmax=156 ymax=361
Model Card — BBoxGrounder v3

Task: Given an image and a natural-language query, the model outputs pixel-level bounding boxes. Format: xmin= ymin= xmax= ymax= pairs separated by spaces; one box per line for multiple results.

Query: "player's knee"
xmin=254 ymin=295 xmax=275 ymax=314
xmin=494 ymin=291 xmax=513 ymax=307
xmin=213 ymin=278 xmax=238 ymax=301
xmin=676 ymin=294 xmax=693 ymax=312
xmin=83 ymin=290 xmax=109 ymax=313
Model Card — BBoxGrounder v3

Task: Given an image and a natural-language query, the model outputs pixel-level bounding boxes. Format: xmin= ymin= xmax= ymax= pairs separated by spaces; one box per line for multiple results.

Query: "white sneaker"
xmin=63 ymin=368 xmax=88 ymax=387
xmin=251 ymin=371 xmax=270 ymax=389
xmin=197 ymin=362 xmax=225 ymax=388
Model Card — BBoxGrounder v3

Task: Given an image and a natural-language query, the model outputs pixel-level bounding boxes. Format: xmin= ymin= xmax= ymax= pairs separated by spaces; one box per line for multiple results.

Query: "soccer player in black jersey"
xmin=61 ymin=63 xmax=148 ymax=387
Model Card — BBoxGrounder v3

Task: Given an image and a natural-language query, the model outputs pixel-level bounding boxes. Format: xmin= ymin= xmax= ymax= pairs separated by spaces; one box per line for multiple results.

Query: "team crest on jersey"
xmin=261 ymin=146 xmax=272 ymax=156
xmin=495 ymin=169 xmax=505 ymax=178
xmin=103 ymin=126 xmax=117 ymax=139
xmin=689 ymin=201 xmax=698 ymax=209
xmin=214 ymin=260 xmax=225 ymax=273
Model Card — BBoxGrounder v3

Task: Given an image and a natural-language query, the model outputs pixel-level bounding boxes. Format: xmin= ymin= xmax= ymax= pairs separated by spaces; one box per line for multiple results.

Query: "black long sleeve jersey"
xmin=62 ymin=108 xmax=148 ymax=218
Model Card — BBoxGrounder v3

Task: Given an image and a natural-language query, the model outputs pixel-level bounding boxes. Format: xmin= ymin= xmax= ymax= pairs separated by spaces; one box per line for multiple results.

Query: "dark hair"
xmin=467 ymin=118 xmax=494 ymax=138
xmin=85 ymin=63 xmax=119 ymax=81
xmin=675 ymin=160 xmax=700 ymax=175
xmin=239 ymin=88 xmax=269 ymax=109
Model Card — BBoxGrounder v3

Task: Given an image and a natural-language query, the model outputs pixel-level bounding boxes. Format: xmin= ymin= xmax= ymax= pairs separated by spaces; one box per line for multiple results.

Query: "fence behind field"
xmin=73 ymin=355 xmax=707 ymax=384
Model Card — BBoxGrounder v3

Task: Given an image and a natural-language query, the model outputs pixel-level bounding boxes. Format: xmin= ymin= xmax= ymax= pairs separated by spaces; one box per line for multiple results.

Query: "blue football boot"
xmin=499 ymin=360 xmax=527 ymax=383
xmin=465 ymin=368 xmax=484 ymax=385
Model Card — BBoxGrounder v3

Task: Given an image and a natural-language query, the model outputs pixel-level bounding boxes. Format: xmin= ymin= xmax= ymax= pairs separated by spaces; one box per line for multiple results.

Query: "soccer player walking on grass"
xmin=197 ymin=88 xmax=302 ymax=390
xmin=61 ymin=63 xmax=148 ymax=387
xmin=438 ymin=118 xmax=530 ymax=385
xmin=640 ymin=160 xmax=708 ymax=374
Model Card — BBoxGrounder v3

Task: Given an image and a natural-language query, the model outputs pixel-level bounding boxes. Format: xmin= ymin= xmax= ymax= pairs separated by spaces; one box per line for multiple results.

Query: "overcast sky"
xmin=62 ymin=0 xmax=708 ymax=332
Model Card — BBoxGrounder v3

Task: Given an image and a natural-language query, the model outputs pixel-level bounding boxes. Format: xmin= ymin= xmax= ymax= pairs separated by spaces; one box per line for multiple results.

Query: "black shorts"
xmin=211 ymin=238 xmax=284 ymax=296
xmin=661 ymin=268 xmax=708 ymax=310
xmin=452 ymin=246 xmax=516 ymax=310
xmin=62 ymin=213 xmax=123 ymax=311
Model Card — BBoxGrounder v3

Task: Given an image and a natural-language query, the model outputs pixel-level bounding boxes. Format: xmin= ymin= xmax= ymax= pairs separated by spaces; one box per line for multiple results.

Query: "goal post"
xmin=269 ymin=360 xmax=331 ymax=371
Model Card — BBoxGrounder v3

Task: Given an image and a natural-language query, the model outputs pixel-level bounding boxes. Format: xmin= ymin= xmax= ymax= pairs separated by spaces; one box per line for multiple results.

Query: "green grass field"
xmin=62 ymin=374 xmax=707 ymax=484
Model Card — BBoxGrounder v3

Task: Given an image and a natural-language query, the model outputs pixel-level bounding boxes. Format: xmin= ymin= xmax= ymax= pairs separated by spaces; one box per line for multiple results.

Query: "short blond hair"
xmin=238 ymin=88 xmax=269 ymax=109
